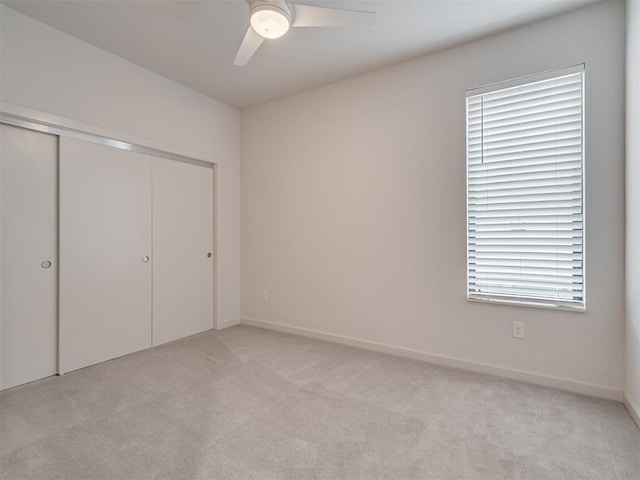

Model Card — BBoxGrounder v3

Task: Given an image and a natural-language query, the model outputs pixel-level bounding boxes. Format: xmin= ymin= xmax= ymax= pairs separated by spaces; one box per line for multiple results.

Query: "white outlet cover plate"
xmin=512 ymin=322 xmax=525 ymax=339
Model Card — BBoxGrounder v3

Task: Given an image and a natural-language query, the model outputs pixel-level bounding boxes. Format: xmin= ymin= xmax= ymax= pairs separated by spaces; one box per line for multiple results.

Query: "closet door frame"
xmin=0 ymin=105 xmax=219 ymax=372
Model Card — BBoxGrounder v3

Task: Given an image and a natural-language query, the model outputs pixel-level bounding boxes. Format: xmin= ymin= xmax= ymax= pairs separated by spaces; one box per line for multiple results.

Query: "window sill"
xmin=467 ymin=295 xmax=586 ymax=313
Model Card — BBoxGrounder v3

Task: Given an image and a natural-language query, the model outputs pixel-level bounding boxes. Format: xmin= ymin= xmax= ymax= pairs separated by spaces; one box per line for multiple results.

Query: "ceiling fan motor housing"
xmin=249 ymin=0 xmax=292 ymax=39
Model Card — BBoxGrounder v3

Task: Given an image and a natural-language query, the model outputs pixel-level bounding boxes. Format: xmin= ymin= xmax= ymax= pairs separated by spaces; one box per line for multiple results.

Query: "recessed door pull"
xmin=207 ymin=252 xmax=212 ymax=258
xmin=41 ymin=260 xmax=52 ymax=269
xmin=142 ymin=256 xmax=150 ymax=263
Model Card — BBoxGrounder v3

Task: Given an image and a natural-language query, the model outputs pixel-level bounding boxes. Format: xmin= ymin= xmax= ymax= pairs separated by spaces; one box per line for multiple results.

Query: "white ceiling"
xmin=4 ymin=0 xmax=598 ymax=109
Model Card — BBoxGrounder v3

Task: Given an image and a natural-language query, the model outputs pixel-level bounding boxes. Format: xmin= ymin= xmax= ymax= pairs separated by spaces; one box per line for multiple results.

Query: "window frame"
xmin=465 ymin=64 xmax=586 ymax=312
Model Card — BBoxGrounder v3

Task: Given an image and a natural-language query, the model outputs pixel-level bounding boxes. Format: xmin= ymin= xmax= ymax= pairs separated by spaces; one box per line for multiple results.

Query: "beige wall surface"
xmin=0 ymin=5 xmax=242 ymax=326
xmin=241 ymin=2 xmax=626 ymax=395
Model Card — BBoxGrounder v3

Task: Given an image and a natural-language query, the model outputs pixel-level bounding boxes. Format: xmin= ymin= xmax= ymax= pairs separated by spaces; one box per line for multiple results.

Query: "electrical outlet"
xmin=262 ymin=290 xmax=269 ymax=302
xmin=512 ymin=321 xmax=525 ymax=339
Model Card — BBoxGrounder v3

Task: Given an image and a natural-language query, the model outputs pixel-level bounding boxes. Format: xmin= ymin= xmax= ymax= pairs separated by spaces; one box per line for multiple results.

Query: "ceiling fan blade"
xmin=291 ymin=4 xmax=375 ymax=28
xmin=233 ymin=26 xmax=265 ymax=66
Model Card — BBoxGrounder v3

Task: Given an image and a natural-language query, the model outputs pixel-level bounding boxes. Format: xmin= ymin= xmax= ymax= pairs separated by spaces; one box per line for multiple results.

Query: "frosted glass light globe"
xmin=250 ymin=7 xmax=290 ymax=39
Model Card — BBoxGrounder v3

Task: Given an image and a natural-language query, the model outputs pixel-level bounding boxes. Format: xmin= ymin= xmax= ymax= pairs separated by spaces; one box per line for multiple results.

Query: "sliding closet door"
xmin=59 ymin=138 xmax=152 ymax=373
xmin=1 ymin=124 xmax=57 ymax=390
xmin=152 ymin=157 xmax=214 ymax=345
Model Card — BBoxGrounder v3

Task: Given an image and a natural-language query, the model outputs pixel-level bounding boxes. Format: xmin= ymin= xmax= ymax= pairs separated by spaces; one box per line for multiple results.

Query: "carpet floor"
xmin=1 ymin=324 xmax=638 ymax=479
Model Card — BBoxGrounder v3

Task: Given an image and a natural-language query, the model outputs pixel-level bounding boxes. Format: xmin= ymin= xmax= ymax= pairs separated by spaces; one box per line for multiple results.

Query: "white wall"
xmin=241 ymin=1 xmax=625 ymax=398
xmin=0 ymin=5 xmax=241 ymax=327
xmin=626 ymin=0 xmax=640 ymax=420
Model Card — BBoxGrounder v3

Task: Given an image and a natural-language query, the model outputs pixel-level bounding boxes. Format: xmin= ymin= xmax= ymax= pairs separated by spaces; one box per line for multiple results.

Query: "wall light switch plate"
xmin=512 ymin=321 xmax=525 ymax=339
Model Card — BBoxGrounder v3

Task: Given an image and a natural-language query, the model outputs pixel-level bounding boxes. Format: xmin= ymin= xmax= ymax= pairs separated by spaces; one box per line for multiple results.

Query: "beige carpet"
xmin=1 ymin=324 xmax=638 ymax=479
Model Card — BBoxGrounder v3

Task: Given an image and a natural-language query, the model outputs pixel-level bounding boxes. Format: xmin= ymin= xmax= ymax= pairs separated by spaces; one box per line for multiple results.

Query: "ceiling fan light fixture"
xmin=236 ymin=0 xmax=376 ymax=66
xmin=250 ymin=1 xmax=291 ymax=39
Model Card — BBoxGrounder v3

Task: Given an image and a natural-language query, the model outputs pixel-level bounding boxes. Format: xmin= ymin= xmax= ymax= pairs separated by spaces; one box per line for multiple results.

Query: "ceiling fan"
xmin=234 ymin=0 xmax=376 ymax=66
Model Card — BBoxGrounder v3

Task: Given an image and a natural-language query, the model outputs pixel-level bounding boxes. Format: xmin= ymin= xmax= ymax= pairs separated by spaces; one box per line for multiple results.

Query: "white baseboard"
xmin=241 ymin=317 xmax=623 ymax=402
xmin=624 ymin=392 xmax=640 ymax=430
xmin=219 ymin=317 xmax=242 ymax=329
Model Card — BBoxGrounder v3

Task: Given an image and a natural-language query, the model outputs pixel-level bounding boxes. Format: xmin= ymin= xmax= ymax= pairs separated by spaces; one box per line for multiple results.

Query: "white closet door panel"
xmin=153 ymin=157 xmax=214 ymax=346
xmin=1 ymin=124 xmax=57 ymax=390
xmin=59 ymin=138 xmax=152 ymax=373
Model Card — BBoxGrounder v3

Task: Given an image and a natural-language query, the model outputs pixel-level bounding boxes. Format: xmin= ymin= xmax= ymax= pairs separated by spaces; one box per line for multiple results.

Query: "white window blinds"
xmin=466 ymin=66 xmax=585 ymax=309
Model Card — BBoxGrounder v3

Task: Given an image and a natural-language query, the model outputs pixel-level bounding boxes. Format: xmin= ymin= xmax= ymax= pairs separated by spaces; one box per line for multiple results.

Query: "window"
xmin=466 ymin=65 xmax=585 ymax=310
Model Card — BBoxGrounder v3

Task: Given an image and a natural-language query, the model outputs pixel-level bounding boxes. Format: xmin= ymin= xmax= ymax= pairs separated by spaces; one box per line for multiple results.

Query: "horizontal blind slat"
xmin=468 ymin=157 xmax=582 ymax=174
xmin=468 ymin=174 xmax=582 ymax=188
xmin=469 ymin=193 xmax=582 ymax=205
xmin=468 ymin=183 xmax=581 ymax=198
xmin=480 ymin=75 xmax=581 ymax=105
xmin=470 ymin=281 xmax=582 ymax=292
xmin=470 ymin=146 xmax=582 ymax=165
xmin=468 ymin=116 xmax=581 ymax=140
xmin=469 ymin=106 xmax=582 ymax=132
xmin=469 ymin=271 xmax=582 ymax=281
xmin=481 ymin=94 xmax=582 ymax=123
xmin=481 ymin=80 xmax=582 ymax=108
xmin=479 ymin=98 xmax=582 ymax=125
